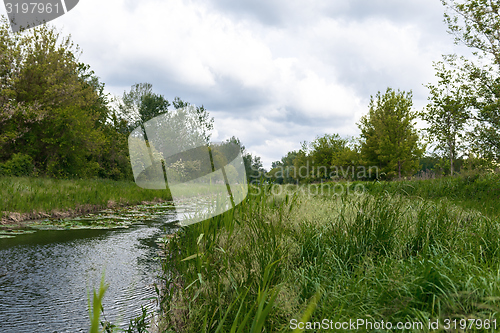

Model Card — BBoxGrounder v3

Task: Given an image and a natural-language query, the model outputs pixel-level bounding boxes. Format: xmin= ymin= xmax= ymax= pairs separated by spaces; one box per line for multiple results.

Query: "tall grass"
xmin=88 ymin=271 xmax=150 ymax=333
xmin=357 ymin=171 xmax=500 ymax=217
xmin=89 ymin=272 xmax=109 ymax=333
xmin=0 ymin=176 xmax=172 ymax=219
xmin=158 ymin=183 xmax=500 ymax=332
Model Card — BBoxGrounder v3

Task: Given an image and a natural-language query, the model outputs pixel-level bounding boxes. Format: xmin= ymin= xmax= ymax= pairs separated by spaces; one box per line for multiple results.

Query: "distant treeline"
xmin=0 ymin=17 xmax=216 ymax=180
xmin=2 ymin=0 xmax=500 ymax=183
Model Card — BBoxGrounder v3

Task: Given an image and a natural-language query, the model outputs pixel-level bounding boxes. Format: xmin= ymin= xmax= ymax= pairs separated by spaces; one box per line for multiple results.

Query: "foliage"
xmin=223 ymin=136 xmax=266 ymax=183
xmin=442 ymin=0 xmax=500 ymax=63
xmin=308 ymin=134 xmax=350 ymax=179
xmin=124 ymin=306 xmax=150 ymax=333
xmin=170 ymin=97 xmax=214 ymax=144
xmin=0 ymin=153 xmax=34 ymax=176
xmin=243 ymin=152 xmax=265 ymax=183
xmin=118 ymin=82 xmax=170 ymax=128
xmin=269 ymin=135 xmax=361 ymax=184
xmin=0 ymin=16 xmax=133 ymax=179
xmin=421 ymin=58 xmax=472 ymax=175
xmin=359 ymin=88 xmax=425 ymax=179
xmin=465 ymin=60 xmax=500 ymax=161
xmin=119 ymin=83 xmax=214 ymax=146
xmin=330 ymin=136 xmax=363 ymax=179
xmin=419 ymin=154 xmax=442 ymax=173
xmin=440 ymin=0 xmax=500 ymax=162
xmin=0 ymin=17 xmax=216 ymax=181
xmin=269 ymin=151 xmax=299 ymax=184
xmin=308 ymin=135 xmax=340 ymax=175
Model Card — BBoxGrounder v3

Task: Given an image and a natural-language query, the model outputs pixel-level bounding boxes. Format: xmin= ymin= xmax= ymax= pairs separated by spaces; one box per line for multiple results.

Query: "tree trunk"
xmin=449 ymin=139 xmax=454 ymax=176
xmin=450 ymin=153 xmax=454 ymax=176
xmin=398 ymin=160 xmax=401 ymax=179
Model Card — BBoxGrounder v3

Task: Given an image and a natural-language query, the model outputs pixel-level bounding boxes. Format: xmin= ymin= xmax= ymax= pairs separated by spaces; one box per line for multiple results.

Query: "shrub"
xmin=0 ymin=153 xmax=34 ymax=176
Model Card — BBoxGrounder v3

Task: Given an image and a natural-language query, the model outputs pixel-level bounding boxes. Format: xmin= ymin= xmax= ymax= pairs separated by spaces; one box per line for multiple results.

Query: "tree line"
xmin=1 ymin=0 xmax=500 ymax=183
xmin=0 ymin=16 xmax=219 ymax=180
xmin=0 ymin=15 xmax=265 ymax=181
xmin=266 ymin=0 xmax=500 ymax=183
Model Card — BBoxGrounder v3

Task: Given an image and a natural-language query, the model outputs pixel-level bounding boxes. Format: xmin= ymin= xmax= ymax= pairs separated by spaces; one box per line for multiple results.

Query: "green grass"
xmin=158 ymin=177 xmax=500 ymax=332
xmin=0 ymin=176 xmax=172 ymax=220
xmin=356 ymin=171 xmax=500 ymax=217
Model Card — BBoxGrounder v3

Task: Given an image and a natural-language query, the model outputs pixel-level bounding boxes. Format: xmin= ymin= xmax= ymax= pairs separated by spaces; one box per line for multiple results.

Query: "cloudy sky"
xmin=2 ymin=0 xmax=474 ymax=168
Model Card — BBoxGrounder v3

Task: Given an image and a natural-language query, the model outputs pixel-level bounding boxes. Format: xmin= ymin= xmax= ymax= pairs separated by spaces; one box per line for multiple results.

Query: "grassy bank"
xmin=357 ymin=171 xmax=500 ymax=217
xmin=158 ymin=179 xmax=500 ymax=332
xmin=0 ymin=176 xmax=172 ymax=223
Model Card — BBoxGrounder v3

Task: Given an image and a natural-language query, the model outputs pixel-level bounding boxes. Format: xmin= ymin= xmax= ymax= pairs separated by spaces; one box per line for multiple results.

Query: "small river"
xmin=0 ymin=203 xmax=180 ymax=333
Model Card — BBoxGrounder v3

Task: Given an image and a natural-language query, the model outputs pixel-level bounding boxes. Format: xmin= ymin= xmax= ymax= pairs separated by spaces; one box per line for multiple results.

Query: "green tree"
xmin=330 ymin=137 xmax=363 ymax=180
xmin=243 ymin=153 xmax=265 ymax=183
xmin=0 ymin=17 xmax=135 ymax=179
xmin=225 ymin=137 xmax=266 ymax=183
xmin=268 ymin=135 xmax=359 ymax=183
xmin=0 ymin=18 xmax=112 ymax=177
xmin=309 ymin=134 xmax=349 ymax=179
xmin=119 ymin=86 xmax=214 ymax=143
xmin=269 ymin=150 xmax=298 ymax=184
xmin=442 ymin=0 xmax=500 ymax=64
xmin=421 ymin=59 xmax=472 ymax=175
xmin=172 ymin=97 xmax=214 ymax=143
xmin=0 ymin=17 xmax=44 ymax=163
xmin=464 ymin=60 xmax=500 ymax=162
xmin=292 ymin=142 xmax=312 ymax=183
xmin=358 ymin=88 xmax=424 ymax=179
xmin=441 ymin=0 xmax=500 ymax=162
xmin=0 ymin=16 xmax=216 ymax=180
xmin=119 ymin=82 xmax=170 ymax=127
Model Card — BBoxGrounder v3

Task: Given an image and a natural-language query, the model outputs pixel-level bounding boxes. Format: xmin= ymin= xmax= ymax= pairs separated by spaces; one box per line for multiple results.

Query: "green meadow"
xmin=156 ymin=172 xmax=500 ymax=332
xmin=0 ymin=176 xmax=172 ymax=222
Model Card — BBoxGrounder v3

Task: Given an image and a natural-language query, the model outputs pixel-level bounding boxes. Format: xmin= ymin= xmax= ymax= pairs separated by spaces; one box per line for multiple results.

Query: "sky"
xmin=1 ymin=0 xmax=474 ymax=169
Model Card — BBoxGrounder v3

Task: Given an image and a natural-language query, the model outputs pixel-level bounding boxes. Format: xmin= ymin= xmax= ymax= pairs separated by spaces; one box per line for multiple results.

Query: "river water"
xmin=0 ymin=203 xmax=179 ymax=333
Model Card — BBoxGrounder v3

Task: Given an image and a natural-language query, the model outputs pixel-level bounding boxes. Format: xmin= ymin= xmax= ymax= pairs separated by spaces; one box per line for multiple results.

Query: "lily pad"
xmin=4 ymin=201 xmax=176 ymax=236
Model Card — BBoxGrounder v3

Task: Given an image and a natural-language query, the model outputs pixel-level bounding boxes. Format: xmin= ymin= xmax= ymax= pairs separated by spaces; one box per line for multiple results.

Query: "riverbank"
xmin=158 ymin=175 xmax=500 ymax=332
xmin=0 ymin=176 xmax=172 ymax=226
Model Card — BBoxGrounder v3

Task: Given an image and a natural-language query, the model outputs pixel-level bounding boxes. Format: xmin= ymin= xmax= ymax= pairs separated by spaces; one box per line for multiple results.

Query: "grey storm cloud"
xmin=205 ymin=0 xmax=454 ymax=97
xmin=205 ymin=0 xmax=447 ymax=28
xmin=107 ymin=66 xmax=275 ymax=118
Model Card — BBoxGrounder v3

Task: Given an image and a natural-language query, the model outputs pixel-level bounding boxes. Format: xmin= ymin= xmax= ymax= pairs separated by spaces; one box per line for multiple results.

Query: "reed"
xmin=158 ymin=179 xmax=500 ymax=332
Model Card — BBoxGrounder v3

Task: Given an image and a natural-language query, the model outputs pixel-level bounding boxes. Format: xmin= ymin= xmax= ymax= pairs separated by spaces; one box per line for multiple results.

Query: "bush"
xmin=0 ymin=153 xmax=34 ymax=176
